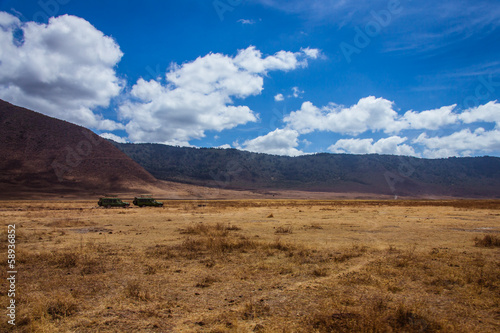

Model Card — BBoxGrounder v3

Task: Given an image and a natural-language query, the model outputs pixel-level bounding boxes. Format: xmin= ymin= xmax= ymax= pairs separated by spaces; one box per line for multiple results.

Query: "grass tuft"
xmin=275 ymin=226 xmax=293 ymax=234
xmin=474 ymin=234 xmax=500 ymax=247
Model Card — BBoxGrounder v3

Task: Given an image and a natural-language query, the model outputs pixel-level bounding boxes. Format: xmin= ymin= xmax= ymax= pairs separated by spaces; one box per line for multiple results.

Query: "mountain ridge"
xmin=112 ymin=142 xmax=500 ymax=198
xmin=2 ymin=97 xmax=499 ymax=199
xmin=0 ymin=99 xmax=159 ymax=198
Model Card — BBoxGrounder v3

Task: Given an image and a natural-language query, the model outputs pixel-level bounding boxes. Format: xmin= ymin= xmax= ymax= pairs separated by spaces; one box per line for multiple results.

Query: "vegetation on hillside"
xmin=113 ymin=142 xmax=500 ymax=197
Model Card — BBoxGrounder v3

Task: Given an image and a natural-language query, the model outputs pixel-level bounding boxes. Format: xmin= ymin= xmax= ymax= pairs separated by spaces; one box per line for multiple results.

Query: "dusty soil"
xmin=1 ymin=200 xmax=499 ymax=332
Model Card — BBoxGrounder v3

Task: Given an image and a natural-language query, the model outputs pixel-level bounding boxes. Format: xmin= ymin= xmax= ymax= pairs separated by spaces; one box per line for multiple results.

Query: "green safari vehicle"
xmin=133 ymin=196 xmax=163 ymax=207
xmin=98 ymin=198 xmax=130 ymax=208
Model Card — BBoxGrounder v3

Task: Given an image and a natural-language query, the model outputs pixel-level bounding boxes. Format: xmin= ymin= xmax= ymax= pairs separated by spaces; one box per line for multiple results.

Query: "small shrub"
xmin=241 ymin=301 xmax=270 ymax=320
xmin=46 ymin=295 xmax=78 ymax=319
xmin=124 ymin=280 xmax=149 ymax=300
xmin=196 ymin=276 xmax=219 ymax=288
xmin=474 ymin=234 xmax=500 ymax=247
xmin=144 ymin=265 xmax=157 ymax=275
xmin=389 ymin=306 xmax=440 ymax=332
xmin=145 ymin=244 xmax=176 ymax=259
xmin=312 ymin=267 xmax=329 ymax=277
xmin=268 ymin=238 xmax=294 ymax=252
xmin=80 ymin=255 xmax=107 ymax=275
xmin=334 ymin=245 xmax=367 ymax=263
xmin=181 ymin=237 xmax=204 ymax=253
xmin=225 ymin=224 xmax=241 ymax=231
xmin=275 ymin=226 xmax=293 ymax=234
xmin=308 ymin=312 xmax=361 ymax=332
xmin=53 ymin=251 xmax=78 ymax=268
xmin=340 ymin=271 xmax=375 ymax=286
xmin=179 ymin=223 xmax=210 ymax=235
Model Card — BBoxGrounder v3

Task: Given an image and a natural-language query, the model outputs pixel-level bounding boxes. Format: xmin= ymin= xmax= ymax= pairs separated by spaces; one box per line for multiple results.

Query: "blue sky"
xmin=1 ymin=0 xmax=500 ymax=158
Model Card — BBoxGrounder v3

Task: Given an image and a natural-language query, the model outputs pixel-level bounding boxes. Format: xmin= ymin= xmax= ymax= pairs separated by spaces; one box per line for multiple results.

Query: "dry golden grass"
xmin=0 ymin=199 xmax=499 ymax=332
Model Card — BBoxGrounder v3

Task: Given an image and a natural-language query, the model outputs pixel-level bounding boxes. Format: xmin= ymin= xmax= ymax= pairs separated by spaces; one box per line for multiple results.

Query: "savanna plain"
xmin=1 ymin=199 xmax=499 ymax=332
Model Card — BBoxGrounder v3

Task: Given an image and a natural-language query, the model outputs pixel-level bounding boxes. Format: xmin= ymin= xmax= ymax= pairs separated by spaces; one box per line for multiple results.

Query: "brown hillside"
xmin=0 ymin=99 xmax=159 ymax=198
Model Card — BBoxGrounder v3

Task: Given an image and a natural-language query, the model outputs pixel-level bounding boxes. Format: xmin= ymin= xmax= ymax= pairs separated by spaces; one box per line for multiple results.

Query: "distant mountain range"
xmin=1 ymin=98 xmax=500 ymax=199
xmin=113 ymin=142 xmax=500 ymax=198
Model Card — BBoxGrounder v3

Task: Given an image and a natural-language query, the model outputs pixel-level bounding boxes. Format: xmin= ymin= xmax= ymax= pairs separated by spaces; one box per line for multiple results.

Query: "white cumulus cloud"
xmin=274 ymin=93 xmax=285 ymax=102
xmin=300 ymin=47 xmax=321 ymax=59
xmin=285 ymin=96 xmax=405 ymax=135
xmin=291 ymin=86 xmax=304 ymax=98
xmin=459 ymin=100 xmax=500 ymax=127
xmin=328 ymin=136 xmax=417 ymax=156
xmin=99 ymin=133 xmax=128 ymax=143
xmin=414 ymin=128 xmax=500 ymax=158
xmin=403 ymin=105 xmax=458 ymax=130
xmin=237 ymin=128 xmax=304 ymax=156
xmin=0 ymin=12 xmax=124 ymax=130
xmin=233 ymin=46 xmax=314 ymax=74
xmin=120 ymin=46 xmax=319 ymax=145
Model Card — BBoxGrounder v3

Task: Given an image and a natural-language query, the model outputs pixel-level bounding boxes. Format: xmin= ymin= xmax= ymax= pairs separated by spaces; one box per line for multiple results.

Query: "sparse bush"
xmin=225 ymin=224 xmax=241 ymax=231
xmin=312 ymin=267 xmax=329 ymax=277
xmin=125 ymin=280 xmax=141 ymax=299
xmin=241 ymin=301 xmax=271 ymax=320
xmin=333 ymin=245 xmax=367 ymax=263
xmin=144 ymin=265 xmax=157 ymax=275
xmin=474 ymin=234 xmax=500 ymax=247
xmin=124 ymin=280 xmax=150 ymax=300
xmin=275 ymin=226 xmax=293 ymax=234
xmin=267 ymin=238 xmax=294 ymax=252
xmin=340 ymin=271 xmax=375 ymax=286
xmin=80 ymin=255 xmax=106 ymax=275
xmin=389 ymin=305 xmax=440 ymax=332
xmin=53 ymin=251 xmax=79 ymax=268
xmin=180 ymin=237 xmax=204 ymax=256
xmin=196 ymin=276 xmax=219 ymax=288
xmin=179 ymin=223 xmax=211 ymax=235
xmin=179 ymin=222 xmax=240 ymax=235
xmin=307 ymin=312 xmax=361 ymax=332
xmin=145 ymin=244 xmax=176 ymax=259
xmin=46 ymin=294 xmax=79 ymax=319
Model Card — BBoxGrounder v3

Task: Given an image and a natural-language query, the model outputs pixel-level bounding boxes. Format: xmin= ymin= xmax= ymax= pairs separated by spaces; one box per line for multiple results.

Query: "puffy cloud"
xmin=300 ymin=47 xmax=321 ymax=59
xmin=233 ymin=46 xmax=315 ymax=74
xmin=237 ymin=129 xmax=304 ymax=156
xmin=414 ymin=128 xmax=500 ymax=158
xmin=328 ymin=136 xmax=417 ymax=156
xmin=238 ymin=19 xmax=256 ymax=25
xmin=403 ymin=105 xmax=458 ymax=130
xmin=0 ymin=11 xmax=20 ymax=26
xmin=120 ymin=46 xmax=319 ymax=144
xmin=291 ymin=86 xmax=304 ymax=98
xmin=99 ymin=133 xmax=128 ymax=143
xmin=285 ymin=96 xmax=404 ymax=135
xmin=284 ymin=97 xmax=500 ymax=138
xmin=274 ymin=93 xmax=285 ymax=102
xmin=0 ymin=12 xmax=124 ymax=130
xmin=459 ymin=101 xmax=500 ymax=126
